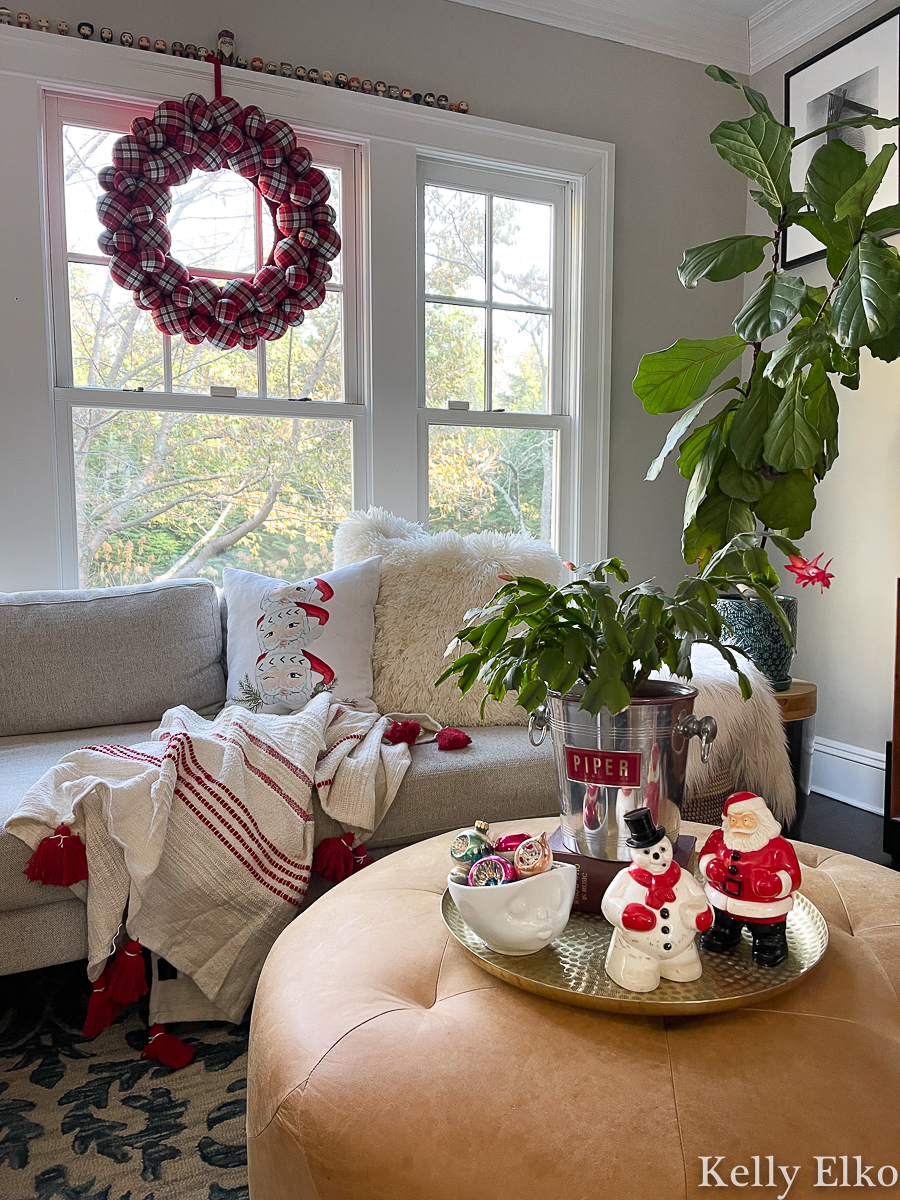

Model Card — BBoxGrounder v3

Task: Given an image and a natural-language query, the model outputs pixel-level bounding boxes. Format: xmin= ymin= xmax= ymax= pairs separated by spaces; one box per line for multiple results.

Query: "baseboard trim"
xmin=811 ymin=737 xmax=886 ymax=816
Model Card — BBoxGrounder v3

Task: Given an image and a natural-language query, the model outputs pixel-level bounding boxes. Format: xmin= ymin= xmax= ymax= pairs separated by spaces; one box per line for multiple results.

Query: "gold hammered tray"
xmin=441 ymin=890 xmax=828 ymax=1015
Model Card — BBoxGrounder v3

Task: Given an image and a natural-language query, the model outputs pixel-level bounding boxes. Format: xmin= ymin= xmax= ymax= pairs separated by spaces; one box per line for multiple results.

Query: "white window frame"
xmin=417 ymin=157 xmax=576 ymax=549
xmin=44 ymin=90 xmax=368 ymax=586
xmin=0 ymin=31 xmax=613 ymax=589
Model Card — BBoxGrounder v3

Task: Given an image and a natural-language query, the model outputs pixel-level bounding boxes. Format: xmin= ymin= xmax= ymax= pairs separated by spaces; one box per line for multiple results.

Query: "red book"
xmin=547 ymin=826 xmax=696 ymax=914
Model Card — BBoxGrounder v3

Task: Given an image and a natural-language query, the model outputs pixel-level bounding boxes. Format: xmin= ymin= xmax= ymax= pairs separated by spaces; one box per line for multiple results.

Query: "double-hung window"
xmin=419 ymin=161 xmax=570 ymax=547
xmin=47 ymin=93 xmax=364 ymax=588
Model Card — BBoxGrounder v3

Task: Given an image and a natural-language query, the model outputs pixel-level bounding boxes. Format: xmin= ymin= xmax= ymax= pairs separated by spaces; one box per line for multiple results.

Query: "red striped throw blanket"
xmin=7 ymin=694 xmax=412 ymax=1028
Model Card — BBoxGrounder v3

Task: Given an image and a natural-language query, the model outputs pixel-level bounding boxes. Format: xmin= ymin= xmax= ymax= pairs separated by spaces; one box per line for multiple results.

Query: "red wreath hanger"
xmin=96 ymin=56 xmax=341 ymax=350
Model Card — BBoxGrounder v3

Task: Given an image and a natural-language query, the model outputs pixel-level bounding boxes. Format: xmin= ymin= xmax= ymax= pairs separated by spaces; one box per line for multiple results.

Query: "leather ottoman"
xmin=247 ymin=819 xmax=900 ymax=1200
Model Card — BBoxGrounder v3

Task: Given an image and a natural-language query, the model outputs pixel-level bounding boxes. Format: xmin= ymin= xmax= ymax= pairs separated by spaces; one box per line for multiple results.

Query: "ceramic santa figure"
xmin=698 ymin=792 xmax=802 ymax=967
xmin=601 ymin=807 xmax=712 ymax=993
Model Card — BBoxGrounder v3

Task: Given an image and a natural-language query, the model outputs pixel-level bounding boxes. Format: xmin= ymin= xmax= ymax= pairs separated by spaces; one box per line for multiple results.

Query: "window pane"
xmin=63 ymin=124 xmax=120 ymax=255
xmin=425 ymin=302 xmax=485 ymax=409
xmin=492 ymin=197 xmax=552 ymax=309
xmin=170 ymin=337 xmax=259 ymax=395
xmin=428 ymin=424 xmax=556 ymax=541
xmin=72 ymin=408 xmax=352 ymax=587
xmin=69 ymin=262 xmax=164 ymax=390
xmin=168 ymin=170 xmax=258 ymax=276
xmin=424 ymin=186 xmax=485 ymax=300
xmin=492 ymin=309 xmax=549 ymax=413
xmin=322 ymin=166 xmax=342 ymax=284
xmin=266 ymin=291 xmax=343 ymax=400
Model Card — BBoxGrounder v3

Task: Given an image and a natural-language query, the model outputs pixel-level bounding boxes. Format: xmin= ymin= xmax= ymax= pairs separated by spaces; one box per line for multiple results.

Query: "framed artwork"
xmin=783 ymin=6 xmax=900 ymax=268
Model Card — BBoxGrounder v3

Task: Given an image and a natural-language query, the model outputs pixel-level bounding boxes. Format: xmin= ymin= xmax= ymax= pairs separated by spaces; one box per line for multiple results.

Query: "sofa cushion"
xmin=0 ymin=579 xmax=226 ymax=736
xmin=314 ymin=726 xmax=558 ymax=849
xmin=0 ymin=721 xmax=157 ymax=912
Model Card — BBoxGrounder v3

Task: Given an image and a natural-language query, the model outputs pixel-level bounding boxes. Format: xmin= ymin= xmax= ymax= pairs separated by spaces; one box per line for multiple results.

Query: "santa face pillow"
xmin=223 ymin=558 xmax=382 ymax=714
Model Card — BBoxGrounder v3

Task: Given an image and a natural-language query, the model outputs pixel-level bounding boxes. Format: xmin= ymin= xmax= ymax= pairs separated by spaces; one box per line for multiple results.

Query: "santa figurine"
xmin=699 ymin=792 xmax=802 ymax=967
xmin=601 ymin=807 xmax=712 ymax=993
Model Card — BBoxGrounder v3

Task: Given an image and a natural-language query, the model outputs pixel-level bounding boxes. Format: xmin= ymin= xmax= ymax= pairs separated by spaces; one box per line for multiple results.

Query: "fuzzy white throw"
xmin=6 ymin=695 xmax=411 ymax=1022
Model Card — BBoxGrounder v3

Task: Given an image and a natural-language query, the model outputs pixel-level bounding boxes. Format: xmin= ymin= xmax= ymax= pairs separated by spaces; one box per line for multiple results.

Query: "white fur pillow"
xmin=333 ymin=508 xmax=563 ymax=726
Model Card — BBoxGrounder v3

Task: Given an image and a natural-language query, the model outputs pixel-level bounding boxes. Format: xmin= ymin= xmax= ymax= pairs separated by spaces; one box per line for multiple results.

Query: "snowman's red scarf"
xmin=627 ymin=861 xmax=680 ymax=908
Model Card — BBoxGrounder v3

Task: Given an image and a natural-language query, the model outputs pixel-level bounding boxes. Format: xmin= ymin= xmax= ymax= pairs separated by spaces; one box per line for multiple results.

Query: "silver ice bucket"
xmin=529 ymin=681 xmax=716 ymax=860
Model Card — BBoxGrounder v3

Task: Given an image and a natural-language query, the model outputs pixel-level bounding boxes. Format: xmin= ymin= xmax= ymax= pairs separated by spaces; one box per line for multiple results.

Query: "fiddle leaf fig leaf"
xmin=710 ymin=113 xmax=794 ymax=209
xmin=831 ymin=234 xmax=900 ymax=348
xmin=754 ymin=469 xmax=816 ymax=535
xmin=764 ymin=321 xmax=835 ymax=385
xmin=678 ymin=235 xmax=772 ymax=289
xmin=683 ymin=420 xmax=727 ymax=529
xmin=763 ymin=375 xmax=822 ymax=472
xmin=866 ymin=202 xmax=900 ymax=233
xmin=834 ymin=144 xmax=897 ymax=233
xmin=806 ymin=137 xmax=868 ymax=221
xmin=683 ymin=489 xmax=755 ymax=568
xmin=705 ymin=65 xmax=774 ymax=118
xmin=633 ymin=335 xmax=746 ymax=413
xmin=749 ymin=189 xmax=781 ymax=222
xmin=733 ymin=271 xmax=807 ymax=341
xmin=869 ymin=326 xmax=900 ymax=362
xmin=677 ymin=421 xmax=716 ymax=480
xmin=794 ymin=113 xmax=900 ymax=147
xmin=729 ymin=359 xmax=781 ymax=469
xmin=718 ymin=450 xmax=771 ymax=502
xmin=645 ymin=378 xmax=740 ymax=481
xmin=803 ymin=360 xmax=839 ymax=472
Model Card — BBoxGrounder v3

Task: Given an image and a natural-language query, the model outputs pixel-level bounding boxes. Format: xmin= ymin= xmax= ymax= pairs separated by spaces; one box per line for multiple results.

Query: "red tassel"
xmin=23 ymin=824 xmax=88 ymax=886
xmin=352 ymin=843 xmax=373 ymax=872
xmin=436 ymin=727 xmax=472 ymax=751
xmin=106 ymin=940 xmax=149 ymax=1006
xmin=141 ymin=1024 xmax=195 ymax=1069
xmin=385 ymin=719 xmax=421 ymax=746
xmin=82 ymin=969 xmax=117 ymax=1038
xmin=312 ymin=832 xmax=355 ymax=883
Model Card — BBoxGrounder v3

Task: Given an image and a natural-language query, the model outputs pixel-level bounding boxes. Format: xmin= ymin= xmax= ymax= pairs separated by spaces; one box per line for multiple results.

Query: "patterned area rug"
xmin=0 ymin=961 xmax=249 ymax=1200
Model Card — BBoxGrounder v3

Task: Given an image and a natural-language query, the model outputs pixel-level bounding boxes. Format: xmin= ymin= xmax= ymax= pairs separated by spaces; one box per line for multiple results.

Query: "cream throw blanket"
xmin=7 ymin=694 xmax=411 ymax=1022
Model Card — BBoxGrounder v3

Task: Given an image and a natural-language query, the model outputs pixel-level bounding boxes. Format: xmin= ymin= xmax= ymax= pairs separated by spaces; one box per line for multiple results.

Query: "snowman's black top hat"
xmin=624 ymin=806 xmax=666 ymax=849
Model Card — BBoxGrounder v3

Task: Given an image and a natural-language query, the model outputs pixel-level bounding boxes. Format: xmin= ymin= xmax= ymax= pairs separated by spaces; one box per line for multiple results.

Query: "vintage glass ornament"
xmin=450 ymin=820 xmax=491 ymax=867
xmin=514 ymin=832 xmax=553 ymax=878
xmin=493 ymin=833 xmax=530 ymax=863
xmin=468 ymin=856 xmax=517 ymax=887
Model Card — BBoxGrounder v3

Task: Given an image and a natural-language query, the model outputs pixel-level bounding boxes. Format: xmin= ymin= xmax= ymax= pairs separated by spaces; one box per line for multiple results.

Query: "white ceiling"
xmin=445 ymin=0 xmax=874 ymax=73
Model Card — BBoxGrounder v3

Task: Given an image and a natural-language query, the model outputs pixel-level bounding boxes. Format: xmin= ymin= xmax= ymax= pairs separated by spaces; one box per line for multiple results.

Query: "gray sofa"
xmin=0 ymin=578 xmax=556 ymax=975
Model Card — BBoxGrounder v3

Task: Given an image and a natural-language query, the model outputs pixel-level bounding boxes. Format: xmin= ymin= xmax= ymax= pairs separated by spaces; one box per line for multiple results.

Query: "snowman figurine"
xmin=601 ymin=807 xmax=712 ymax=993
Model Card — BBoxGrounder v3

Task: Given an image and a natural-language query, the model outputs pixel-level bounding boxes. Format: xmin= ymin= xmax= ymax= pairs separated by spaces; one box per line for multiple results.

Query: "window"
xmin=46 ymin=94 xmax=364 ymax=587
xmin=26 ymin=54 xmax=610 ymax=594
xmin=419 ymin=161 xmax=570 ymax=546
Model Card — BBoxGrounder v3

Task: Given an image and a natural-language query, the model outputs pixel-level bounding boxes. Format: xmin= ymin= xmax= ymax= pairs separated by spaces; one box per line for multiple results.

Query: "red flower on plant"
xmin=785 ymin=553 xmax=834 ymax=592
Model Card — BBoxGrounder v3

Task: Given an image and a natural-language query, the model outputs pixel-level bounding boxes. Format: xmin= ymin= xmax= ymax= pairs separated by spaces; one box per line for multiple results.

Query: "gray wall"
xmin=750 ymin=0 xmax=899 ymax=754
xmin=54 ymin=0 xmax=749 ymax=586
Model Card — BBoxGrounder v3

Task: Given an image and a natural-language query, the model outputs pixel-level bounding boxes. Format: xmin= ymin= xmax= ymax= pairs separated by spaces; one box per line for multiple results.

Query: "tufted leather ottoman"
xmin=247 ymin=819 xmax=900 ymax=1200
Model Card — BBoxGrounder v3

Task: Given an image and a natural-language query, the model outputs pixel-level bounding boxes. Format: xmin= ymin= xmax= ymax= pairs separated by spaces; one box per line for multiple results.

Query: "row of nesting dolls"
xmin=0 ymin=15 xmax=472 ymax=113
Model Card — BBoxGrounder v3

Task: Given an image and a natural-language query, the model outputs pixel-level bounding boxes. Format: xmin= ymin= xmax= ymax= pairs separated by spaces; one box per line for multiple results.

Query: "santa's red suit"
xmin=699 ymin=794 xmax=801 ymax=924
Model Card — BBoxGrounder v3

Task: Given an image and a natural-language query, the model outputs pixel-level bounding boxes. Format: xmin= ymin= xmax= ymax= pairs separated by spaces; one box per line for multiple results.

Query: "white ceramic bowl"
xmin=447 ymin=862 xmax=577 ymax=956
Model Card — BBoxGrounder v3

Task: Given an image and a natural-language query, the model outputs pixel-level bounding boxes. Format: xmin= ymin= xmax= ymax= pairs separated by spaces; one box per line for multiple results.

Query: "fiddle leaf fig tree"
xmin=636 ymin=65 xmax=900 ymax=570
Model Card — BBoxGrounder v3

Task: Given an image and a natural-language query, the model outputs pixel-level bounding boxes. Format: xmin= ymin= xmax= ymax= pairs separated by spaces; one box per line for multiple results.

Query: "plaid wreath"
xmin=97 ymin=90 xmax=340 ymax=349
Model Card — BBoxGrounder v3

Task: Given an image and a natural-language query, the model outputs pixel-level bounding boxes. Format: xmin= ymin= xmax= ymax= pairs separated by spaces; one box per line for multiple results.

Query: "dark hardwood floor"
xmin=795 ymin=791 xmax=898 ymax=871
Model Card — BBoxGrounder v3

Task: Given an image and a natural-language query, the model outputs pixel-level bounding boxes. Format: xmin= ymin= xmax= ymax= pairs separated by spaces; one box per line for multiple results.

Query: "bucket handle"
xmin=676 ymin=713 xmax=718 ymax=764
xmin=528 ymin=705 xmax=548 ymax=748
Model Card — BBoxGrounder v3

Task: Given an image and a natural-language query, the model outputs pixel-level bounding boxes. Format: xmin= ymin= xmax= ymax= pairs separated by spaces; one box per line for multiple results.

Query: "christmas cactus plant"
xmin=635 ymin=65 xmax=900 ymax=572
xmin=436 ymin=548 xmax=790 ymax=717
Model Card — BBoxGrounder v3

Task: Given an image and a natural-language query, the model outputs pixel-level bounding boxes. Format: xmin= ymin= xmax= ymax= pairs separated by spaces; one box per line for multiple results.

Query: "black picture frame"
xmin=783 ymin=5 xmax=900 ymax=269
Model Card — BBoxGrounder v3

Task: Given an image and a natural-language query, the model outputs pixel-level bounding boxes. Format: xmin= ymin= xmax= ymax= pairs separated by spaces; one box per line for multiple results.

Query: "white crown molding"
xmin=749 ymin=0 xmax=877 ymax=73
xmin=443 ymin=0 xmax=750 ymax=73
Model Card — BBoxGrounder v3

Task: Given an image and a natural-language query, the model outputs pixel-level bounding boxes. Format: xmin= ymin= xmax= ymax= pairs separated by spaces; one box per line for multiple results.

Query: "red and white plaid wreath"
xmin=96 ymin=92 xmax=340 ymax=350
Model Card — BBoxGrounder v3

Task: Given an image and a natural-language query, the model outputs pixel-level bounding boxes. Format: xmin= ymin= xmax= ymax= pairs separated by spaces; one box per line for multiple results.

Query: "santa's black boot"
xmin=700 ymin=909 xmax=743 ymax=954
xmin=750 ymin=920 xmax=789 ymax=967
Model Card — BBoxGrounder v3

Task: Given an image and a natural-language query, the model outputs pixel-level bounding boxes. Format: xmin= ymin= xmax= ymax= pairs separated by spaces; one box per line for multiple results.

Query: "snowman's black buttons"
xmin=663 ymin=943 xmax=672 ymax=951
xmin=660 ymin=908 xmax=669 ymax=919
xmin=661 ymin=926 xmax=670 ymax=934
